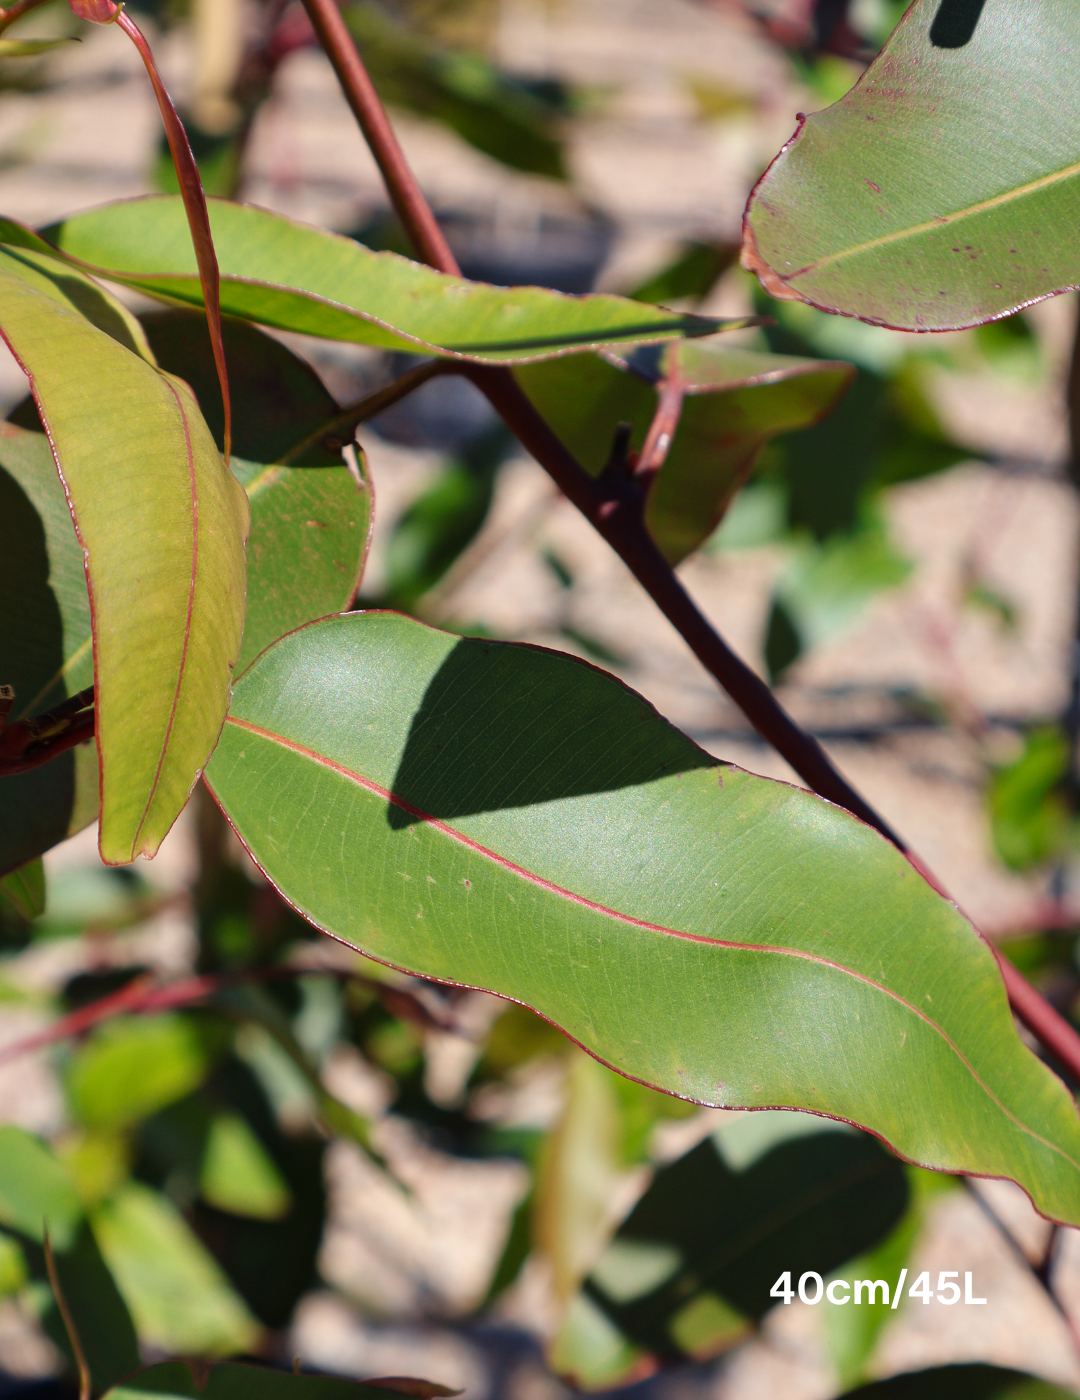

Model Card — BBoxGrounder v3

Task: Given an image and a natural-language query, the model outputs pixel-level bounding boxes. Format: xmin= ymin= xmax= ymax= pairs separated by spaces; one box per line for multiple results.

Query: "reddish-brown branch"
xmin=301 ymin=3 xmax=1080 ymax=1088
xmin=0 ymin=686 xmax=94 ymax=776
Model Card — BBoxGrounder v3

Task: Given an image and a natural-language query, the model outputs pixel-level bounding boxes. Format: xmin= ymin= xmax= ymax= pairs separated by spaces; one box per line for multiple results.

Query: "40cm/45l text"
xmin=771 ymin=1270 xmax=987 ymax=1307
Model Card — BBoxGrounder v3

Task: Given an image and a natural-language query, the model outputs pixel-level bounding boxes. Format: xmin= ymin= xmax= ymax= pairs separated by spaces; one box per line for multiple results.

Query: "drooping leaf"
xmin=742 ymin=0 xmax=1080 ymax=330
xmin=91 ymin=1182 xmax=259 ymax=1356
xmin=0 ymin=38 xmax=76 ymax=58
xmin=0 ymin=424 xmax=97 ymax=875
xmin=102 ymin=1361 xmax=459 ymax=1400
xmin=535 ymin=1051 xmax=622 ymax=1307
xmin=0 ymin=857 xmax=45 ymax=921
xmin=836 ymin=1365 xmax=1074 ymax=1400
xmin=67 ymin=1015 xmax=214 ymax=1130
xmin=205 ymin=612 xmax=1080 ymax=1225
xmin=41 ymin=197 xmax=742 ymax=362
xmin=0 ymin=1126 xmax=82 ymax=1249
xmin=552 ymin=1112 xmax=907 ymax=1390
xmin=140 ymin=310 xmax=371 ymax=672
xmin=516 ymin=341 xmax=853 ymax=562
xmin=0 ymin=247 xmax=249 ymax=862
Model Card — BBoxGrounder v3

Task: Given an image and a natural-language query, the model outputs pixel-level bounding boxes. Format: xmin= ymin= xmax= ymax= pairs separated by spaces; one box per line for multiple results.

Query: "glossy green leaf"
xmin=91 ymin=1182 xmax=259 ymax=1357
xmin=0 ymin=857 xmax=45 ymax=921
xmin=837 ymin=1365 xmax=1074 ymax=1400
xmin=0 ymin=248 xmax=249 ymax=862
xmin=42 ymin=197 xmax=738 ymax=362
xmin=0 ymin=424 xmax=98 ymax=875
xmin=200 ymin=1113 xmax=292 ymax=1221
xmin=742 ymin=0 xmax=1080 ymax=330
xmin=516 ymin=341 xmax=853 ymax=562
xmin=0 ymin=1126 xmax=82 ymax=1249
xmin=552 ymin=1112 xmax=907 ymax=1389
xmin=205 ymin=612 xmax=1080 ymax=1225
xmin=67 ymin=1015 xmax=213 ymax=1130
xmin=140 ymin=310 xmax=371 ymax=672
xmin=103 ymin=1361 xmax=458 ymax=1400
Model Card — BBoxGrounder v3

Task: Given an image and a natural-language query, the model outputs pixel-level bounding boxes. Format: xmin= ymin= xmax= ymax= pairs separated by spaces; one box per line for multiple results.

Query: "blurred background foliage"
xmin=1 ymin=1 xmax=1080 ymax=1398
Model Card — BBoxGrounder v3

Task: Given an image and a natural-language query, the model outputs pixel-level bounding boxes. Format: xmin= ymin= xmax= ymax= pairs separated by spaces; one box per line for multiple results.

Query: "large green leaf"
xmin=205 ymin=612 xmax=1080 ymax=1225
xmin=140 ymin=310 xmax=372 ymax=672
xmin=552 ymin=1112 xmax=907 ymax=1390
xmin=91 ymin=1182 xmax=258 ymax=1357
xmin=40 ymin=198 xmax=734 ymax=362
xmin=0 ymin=424 xmax=98 ymax=874
xmin=742 ymin=0 xmax=1080 ymax=330
xmin=515 ymin=342 xmax=853 ymax=562
xmin=0 ymin=248 xmax=249 ymax=862
xmin=837 ymin=1366 xmax=1074 ymax=1400
xmin=0 ymin=1126 xmax=82 ymax=1249
xmin=103 ymin=1361 xmax=458 ymax=1400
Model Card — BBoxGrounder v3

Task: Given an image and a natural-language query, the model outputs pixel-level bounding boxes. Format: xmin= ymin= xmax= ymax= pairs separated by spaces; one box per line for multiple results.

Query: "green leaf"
xmin=0 ymin=1126 xmax=82 ymax=1249
xmin=552 ymin=1112 xmax=907 ymax=1390
xmin=91 ymin=1182 xmax=259 ymax=1356
xmin=67 ymin=1015 xmax=214 ymax=1130
xmin=103 ymin=1361 xmax=459 ymax=1400
xmin=836 ymin=1365 xmax=1074 ymax=1400
xmin=0 ymin=857 xmax=45 ymax=921
xmin=516 ymin=341 xmax=853 ymax=563
xmin=0 ymin=38 xmax=76 ymax=58
xmin=0 ymin=248 xmax=249 ymax=862
xmin=535 ymin=1051 xmax=622 ymax=1306
xmin=139 ymin=310 xmax=371 ymax=672
xmin=205 ymin=611 xmax=1080 ymax=1225
xmin=742 ymin=0 xmax=1080 ymax=330
xmin=0 ymin=424 xmax=98 ymax=875
xmin=0 ymin=1232 xmax=26 ymax=1296
xmin=200 ymin=1113 xmax=292 ymax=1221
xmin=42 ymin=197 xmax=737 ymax=362
xmin=989 ymin=728 xmax=1073 ymax=873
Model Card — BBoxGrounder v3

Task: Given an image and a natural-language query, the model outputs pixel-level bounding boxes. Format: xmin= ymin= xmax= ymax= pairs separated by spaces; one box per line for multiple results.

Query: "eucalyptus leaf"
xmin=0 ymin=857 xmax=45 ymax=921
xmin=67 ymin=1015 xmax=214 ymax=1130
xmin=0 ymin=1126 xmax=82 ymax=1249
xmin=103 ymin=1362 xmax=458 ymax=1400
xmin=0 ymin=251 xmax=249 ymax=862
xmin=743 ymin=0 xmax=1080 ymax=330
xmin=837 ymin=1365 xmax=1075 ymax=1400
xmin=205 ymin=612 xmax=1080 ymax=1225
xmin=0 ymin=424 xmax=97 ymax=875
xmin=42 ymin=197 xmax=740 ymax=362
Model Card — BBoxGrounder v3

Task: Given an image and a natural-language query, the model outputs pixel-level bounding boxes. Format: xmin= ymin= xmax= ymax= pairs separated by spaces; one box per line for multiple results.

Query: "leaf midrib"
xmin=782 ymin=158 xmax=1080 ymax=282
xmin=221 ymin=714 xmax=1079 ymax=1175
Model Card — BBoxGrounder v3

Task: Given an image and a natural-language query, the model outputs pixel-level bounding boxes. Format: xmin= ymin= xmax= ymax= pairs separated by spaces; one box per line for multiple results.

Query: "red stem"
xmin=115 ymin=11 xmax=233 ymax=463
xmin=300 ymin=1 xmax=1080 ymax=1088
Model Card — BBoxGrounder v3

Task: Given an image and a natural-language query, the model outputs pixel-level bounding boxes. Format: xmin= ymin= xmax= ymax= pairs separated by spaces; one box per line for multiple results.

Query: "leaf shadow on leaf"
xmin=0 ymin=463 xmax=80 ymax=870
xmin=386 ymin=637 xmax=715 ymax=829
xmin=928 ymin=0 xmax=987 ymax=49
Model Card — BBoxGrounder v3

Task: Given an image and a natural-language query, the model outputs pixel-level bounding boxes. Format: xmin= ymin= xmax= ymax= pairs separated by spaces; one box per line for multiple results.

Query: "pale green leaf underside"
xmin=743 ymin=0 xmax=1080 ymax=329
xmin=206 ymin=612 xmax=1080 ymax=1225
xmin=41 ymin=197 xmax=736 ymax=362
xmin=0 ymin=253 xmax=249 ymax=862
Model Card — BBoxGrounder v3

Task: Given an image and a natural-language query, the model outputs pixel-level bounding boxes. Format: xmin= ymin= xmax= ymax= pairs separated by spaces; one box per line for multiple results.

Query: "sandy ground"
xmin=2 ymin=1 xmax=1080 ymax=1396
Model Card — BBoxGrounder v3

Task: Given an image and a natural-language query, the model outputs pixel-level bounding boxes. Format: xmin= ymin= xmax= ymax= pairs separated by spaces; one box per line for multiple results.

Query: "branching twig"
xmin=636 ymin=372 xmax=686 ymax=486
xmin=43 ymin=1228 xmax=91 ymax=1400
xmin=0 ymin=686 xmax=94 ymax=776
xmin=299 ymin=0 xmax=1080 ymax=1086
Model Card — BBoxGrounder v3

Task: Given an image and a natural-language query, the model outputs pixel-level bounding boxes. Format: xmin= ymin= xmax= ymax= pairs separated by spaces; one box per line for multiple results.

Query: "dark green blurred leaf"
xmin=628 ymin=242 xmax=738 ymax=307
xmin=551 ymin=1113 xmax=907 ymax=1390
xmin=91 ymin=1182 xmax=259 ymax=1356
xmin=0 ymin=857 xmax=45 ymax=922
xmin=989 ymin=728 xmax=1074 ymax=872
xmin=0 ymin=1126 xmax=82 ymax=1249
xmin=837 ymin=1365 xmax=1074 ymax=1399
xmin=0 ymin=424 xmax=98 ymax=876
xmin=67 ymin=1015 xmax=216 ymax=1130
xmin=344 ymin=2 xmax=568 ymax=179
